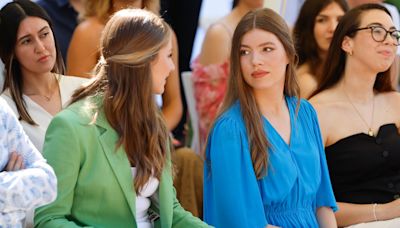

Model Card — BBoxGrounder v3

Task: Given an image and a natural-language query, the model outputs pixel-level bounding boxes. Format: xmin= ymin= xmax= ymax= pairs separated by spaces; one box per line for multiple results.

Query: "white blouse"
xmin=131 ymin=167 xmax=159 ymax=228
xmin=1 ymin=75 xmax=88 ymax=152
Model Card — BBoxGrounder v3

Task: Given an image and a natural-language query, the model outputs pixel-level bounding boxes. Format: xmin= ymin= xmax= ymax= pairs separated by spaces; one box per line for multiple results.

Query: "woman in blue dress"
xmin=204 ymin=8 xmax=337 ymax=228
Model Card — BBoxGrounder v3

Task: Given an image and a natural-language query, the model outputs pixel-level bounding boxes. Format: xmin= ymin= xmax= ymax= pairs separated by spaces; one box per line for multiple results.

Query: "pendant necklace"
xmin=343 ymin=87 xmax=375 ymax=137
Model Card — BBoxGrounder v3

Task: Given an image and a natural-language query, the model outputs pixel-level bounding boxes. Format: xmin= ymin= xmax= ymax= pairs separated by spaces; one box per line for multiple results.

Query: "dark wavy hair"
xmin=0 ymin=0 xmax=64 ymax=125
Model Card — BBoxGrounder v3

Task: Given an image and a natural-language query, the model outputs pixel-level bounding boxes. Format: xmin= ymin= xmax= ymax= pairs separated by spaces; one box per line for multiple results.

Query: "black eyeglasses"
xmin=352 ymin=25 xmax=400 ymax=46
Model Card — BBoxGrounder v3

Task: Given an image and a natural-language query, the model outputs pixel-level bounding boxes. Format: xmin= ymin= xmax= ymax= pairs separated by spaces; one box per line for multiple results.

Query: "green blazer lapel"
xmin=158 ymin=158 xmax=173 ymax=228
xmin=96 ymin=110 xmax=137 ymax=220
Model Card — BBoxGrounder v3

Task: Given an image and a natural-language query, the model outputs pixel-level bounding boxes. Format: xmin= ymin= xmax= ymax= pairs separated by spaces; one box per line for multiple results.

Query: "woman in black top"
xmin=310 ymin=3 xmax=400 ymax=227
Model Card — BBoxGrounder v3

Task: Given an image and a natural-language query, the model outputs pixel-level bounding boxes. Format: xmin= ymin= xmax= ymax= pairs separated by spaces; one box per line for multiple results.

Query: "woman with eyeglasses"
xmin=310 ymin=3 xmax=400 ymax=227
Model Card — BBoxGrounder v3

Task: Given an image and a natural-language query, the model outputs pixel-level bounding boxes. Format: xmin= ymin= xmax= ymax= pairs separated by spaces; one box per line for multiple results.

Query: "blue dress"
xmin=204 ymin=96 xmax=337 ymax=228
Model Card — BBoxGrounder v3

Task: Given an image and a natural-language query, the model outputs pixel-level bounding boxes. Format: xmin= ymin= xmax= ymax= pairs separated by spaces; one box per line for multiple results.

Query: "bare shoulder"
xmin=380 ymin=91 xmax=400 ymax=114
xmin=198 ymin=22 xmax=231 ymax=65
xmin=296 ymin=63 xmax=310 ymax=76
xmin=309 ymin=89 xmax=340 ymax=114
xmin=73 ymin=17 xmax=104 ymax=41
xmin=381 ymin=91 xmax=400 ymax=104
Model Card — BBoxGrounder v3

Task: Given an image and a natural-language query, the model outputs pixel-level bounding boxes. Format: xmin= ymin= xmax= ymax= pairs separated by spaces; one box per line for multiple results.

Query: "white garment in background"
xmin=1 ymin=75 xmax=88 ymax=152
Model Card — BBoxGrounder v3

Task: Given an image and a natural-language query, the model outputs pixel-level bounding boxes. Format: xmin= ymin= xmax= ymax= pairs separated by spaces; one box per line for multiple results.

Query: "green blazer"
xmin=35 ymin=97 xmax=210 ymax=228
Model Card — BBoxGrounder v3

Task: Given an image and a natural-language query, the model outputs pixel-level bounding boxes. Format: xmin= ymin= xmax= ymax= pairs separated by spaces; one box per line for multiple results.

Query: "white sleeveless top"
xmin=131 ymin=167 xmax=160 ymax=228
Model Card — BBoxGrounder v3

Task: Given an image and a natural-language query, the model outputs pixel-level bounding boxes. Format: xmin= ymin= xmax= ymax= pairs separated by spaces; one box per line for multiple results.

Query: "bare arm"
xmin=335 ymin=201 xmax=400 ymax=227
xmin=67 ymin=19 xmax=102 ymax=78
xmin=198 ymin=24 xmax=231 ymax=65
xmin=317 ymin=206 xmax=337 ymax=228
xmin=162 ymin=31 xmax=183 ymax=130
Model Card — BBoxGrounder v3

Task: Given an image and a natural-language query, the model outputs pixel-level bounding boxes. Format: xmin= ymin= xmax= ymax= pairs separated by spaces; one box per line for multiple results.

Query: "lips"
xmin=38 ymin=55 xmax=50 ymax=62
xmin=251 ymin=70 xmax=269 ymax=78
xmin=378 ymin=50 xmax=394 ymax=58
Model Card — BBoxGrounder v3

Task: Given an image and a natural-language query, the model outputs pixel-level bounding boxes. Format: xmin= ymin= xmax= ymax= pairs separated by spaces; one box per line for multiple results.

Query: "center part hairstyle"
xmin=312 ymin=3 xmax=394 ymax=97
xmin=0 ymin=0 xmax=64 ymax=125
xmin=218 ymin=8 xmax=299 ymax=179
xmin=70 ymin=9 xmax=172 ymax=192
xmin=293 ymin=0 xmax=349 ymax=81
xmin=84 ymin=0 xmax=160 ymax=23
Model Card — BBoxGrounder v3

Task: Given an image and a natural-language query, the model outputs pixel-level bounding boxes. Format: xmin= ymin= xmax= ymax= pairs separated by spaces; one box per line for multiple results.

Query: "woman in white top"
xmin=0 ymin=0 xmax=87 ymax=152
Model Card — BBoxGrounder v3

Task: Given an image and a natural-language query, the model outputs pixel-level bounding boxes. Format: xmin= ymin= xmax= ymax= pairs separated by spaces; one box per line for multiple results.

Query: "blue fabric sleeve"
xmin=204 ymin=116 xmax=268 ymax=228
xmin=307 ymin=102 xmax=338 ymax=212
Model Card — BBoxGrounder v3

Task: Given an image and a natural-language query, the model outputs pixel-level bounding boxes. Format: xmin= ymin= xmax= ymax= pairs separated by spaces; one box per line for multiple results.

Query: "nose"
xmin=329 ymin=20 xmax=338 ymax=33
xmin=34 ymin=38 xmax=46 ymax=53
xmin=251 ymin=51 xmax=263 ymax=66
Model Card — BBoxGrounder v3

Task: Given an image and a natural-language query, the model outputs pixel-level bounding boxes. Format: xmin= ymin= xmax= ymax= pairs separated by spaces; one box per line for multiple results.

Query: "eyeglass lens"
xmin=371 ymin=27 xmax=400 ymax=45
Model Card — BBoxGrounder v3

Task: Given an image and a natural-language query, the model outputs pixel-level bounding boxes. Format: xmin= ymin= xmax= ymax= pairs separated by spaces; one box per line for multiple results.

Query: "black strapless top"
xmin=325 ymin=123 xmax=400 ymax=204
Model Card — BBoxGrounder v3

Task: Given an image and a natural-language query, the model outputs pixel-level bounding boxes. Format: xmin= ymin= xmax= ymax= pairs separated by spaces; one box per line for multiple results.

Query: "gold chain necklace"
xmin=343 ymin=88 xmax=375 ymax=137
xmin=25 ymin=74 xmax=58 ymax=102
xmin=26 ymin=86 xmax=57 ymax=101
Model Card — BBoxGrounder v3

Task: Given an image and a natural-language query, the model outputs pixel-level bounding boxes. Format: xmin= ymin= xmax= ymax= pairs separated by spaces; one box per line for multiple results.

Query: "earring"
xmin=348 ymin=50 xmax=353 ymax=56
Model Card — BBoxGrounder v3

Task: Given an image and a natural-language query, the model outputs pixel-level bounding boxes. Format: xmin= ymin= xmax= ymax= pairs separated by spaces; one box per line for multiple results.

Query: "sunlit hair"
xmin=293 ymin=0 xmax=348 ymax=83
xmin=70 ymin=9 xmax=171 ymax=192
xmin=312 ymin=3 xmax=394 ymax=97
xmin=0 ymin=0 xmax=64 ymax=125
xmin=212 ymin=8 xmax=299 ymax=179
xmin=84 ymin=0 xmax=160 ymax=23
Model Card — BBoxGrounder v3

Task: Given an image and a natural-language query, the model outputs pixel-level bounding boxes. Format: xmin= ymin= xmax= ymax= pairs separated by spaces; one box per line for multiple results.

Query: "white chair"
xmin=181 ymin=71 xmax=201 ymax=154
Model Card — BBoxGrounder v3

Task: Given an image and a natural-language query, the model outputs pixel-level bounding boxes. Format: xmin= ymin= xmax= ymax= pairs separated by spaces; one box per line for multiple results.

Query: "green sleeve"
xmin=35 ymin=111 xmax=93 ymax=228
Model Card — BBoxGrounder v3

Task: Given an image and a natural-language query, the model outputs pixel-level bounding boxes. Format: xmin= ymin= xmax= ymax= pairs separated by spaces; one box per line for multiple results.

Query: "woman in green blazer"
xmin=35 ymin=9 xmax=210 ymax=228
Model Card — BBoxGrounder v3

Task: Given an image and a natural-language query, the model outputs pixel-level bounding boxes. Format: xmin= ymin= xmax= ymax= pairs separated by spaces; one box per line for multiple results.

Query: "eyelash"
xmin=240 ymin=50 xmax=250 ymax=56
xmin=20 ymin=32 xmax=49 ymax=45
xmin=263 ymin=47 xmax=273 ymax=52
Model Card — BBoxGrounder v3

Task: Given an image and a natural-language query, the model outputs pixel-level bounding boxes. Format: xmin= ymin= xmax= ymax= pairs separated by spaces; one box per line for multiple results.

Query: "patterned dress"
xmin=191 ymin=58 xmax=229 ymax=148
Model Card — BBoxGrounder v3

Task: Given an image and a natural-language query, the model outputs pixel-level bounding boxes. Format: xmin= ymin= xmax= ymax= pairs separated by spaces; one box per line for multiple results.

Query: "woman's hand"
xmin=266 ymin=225 xmax=280 ymax=228
xmin=5 ymin=152 xmax=25 ymax=171
xmin=376 ymin=199 xmax=400 ymax=221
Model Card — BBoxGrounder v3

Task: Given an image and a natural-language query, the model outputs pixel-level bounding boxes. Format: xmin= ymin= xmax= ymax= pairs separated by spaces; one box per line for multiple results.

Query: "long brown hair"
xmin=70 ymin=9 xmax=171 ymax=192
xmin=215 ymin=8 xmax=299 ymax=179
xmin=84 ymin=0 xmax=160 ymax=23
xmin=312 ymin=4 xmax=394 ymax=97
xmin=0 ymin=0 xmax=64 ymax=125
xmin=293 ymin=0 xmax=349 ymax=83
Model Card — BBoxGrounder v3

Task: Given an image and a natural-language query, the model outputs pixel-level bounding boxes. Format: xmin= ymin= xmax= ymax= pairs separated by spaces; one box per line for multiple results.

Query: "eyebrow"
xmin=240 ymin=41 xmax=275 ymax=48
xmin=366 ymin=22 xmax=396 ymax=30
xmin=17 ymin=26 xmax=49 ymax=42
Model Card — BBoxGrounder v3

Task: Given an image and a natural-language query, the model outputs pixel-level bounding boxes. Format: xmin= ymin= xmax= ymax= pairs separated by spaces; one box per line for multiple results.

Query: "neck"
xmin=253 ymin=85 xmax=286 ymax=117
xmin=318 ymin=50 xmax=327 ymax=62
xmin=22 ymin=71 xmax=58 ymax=96
xmin=112 ymin=0 xmax=142 ymax=13
xmin=340 ymin=63 xmax=376 ymax=102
